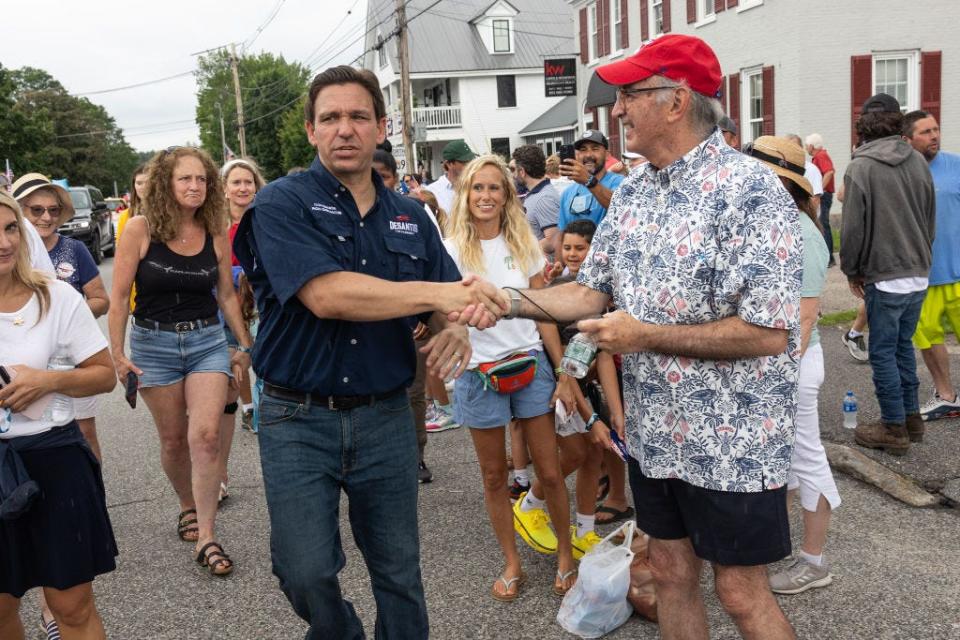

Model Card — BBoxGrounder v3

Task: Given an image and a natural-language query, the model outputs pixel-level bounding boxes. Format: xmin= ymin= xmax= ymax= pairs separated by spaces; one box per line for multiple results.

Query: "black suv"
xmin=61 ymin=186 xmax=115 ymax=264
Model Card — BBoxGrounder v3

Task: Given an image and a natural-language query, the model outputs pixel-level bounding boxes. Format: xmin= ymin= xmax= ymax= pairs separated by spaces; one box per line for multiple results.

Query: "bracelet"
xmin=585 ymin=413 xmax=600 ymax=431
xmin=554 ymin=366 xmax=564 ymax=376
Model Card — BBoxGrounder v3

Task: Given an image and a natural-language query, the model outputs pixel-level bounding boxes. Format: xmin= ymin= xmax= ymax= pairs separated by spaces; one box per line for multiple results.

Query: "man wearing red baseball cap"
xmin=455 ymin=34 xmax=802 ymax=639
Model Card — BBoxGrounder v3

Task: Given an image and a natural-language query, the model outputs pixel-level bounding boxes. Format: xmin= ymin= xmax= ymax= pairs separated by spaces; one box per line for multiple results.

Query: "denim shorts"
xmin=130 ymin=322 xmax=232 ymax=388
xmin=453 ymin=350 xmax=556 ymax=429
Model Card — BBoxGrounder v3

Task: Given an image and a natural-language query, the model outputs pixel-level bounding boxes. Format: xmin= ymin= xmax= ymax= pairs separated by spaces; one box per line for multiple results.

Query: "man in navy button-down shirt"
xmin=234 ymin=66 xmax=501 ymax=640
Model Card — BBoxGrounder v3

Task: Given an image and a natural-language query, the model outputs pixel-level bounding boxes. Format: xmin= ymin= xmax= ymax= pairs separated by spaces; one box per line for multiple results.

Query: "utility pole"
xmin=230 ymin=43 xmax=247 ymax=158
xmin=396 ymin=0 xmax=415 ymax=175
xmin=216 ymin=101 xmax=227 ymax=162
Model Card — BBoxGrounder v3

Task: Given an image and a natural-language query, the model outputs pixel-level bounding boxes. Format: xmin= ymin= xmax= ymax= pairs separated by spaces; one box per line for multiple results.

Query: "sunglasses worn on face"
xmin=28 ymin=205 xmax=62 ymax=218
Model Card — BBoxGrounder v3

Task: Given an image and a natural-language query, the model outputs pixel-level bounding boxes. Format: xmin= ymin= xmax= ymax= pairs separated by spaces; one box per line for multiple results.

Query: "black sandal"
xmin=177 ymin=509 xmax=199 ymax=542
xmin=196 ymin=541 xmax=234 ymax=576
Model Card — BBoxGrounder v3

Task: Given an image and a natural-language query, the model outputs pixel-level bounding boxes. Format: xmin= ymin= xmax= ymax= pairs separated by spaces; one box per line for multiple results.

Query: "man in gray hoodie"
xmin=841 ymin=93 xmax=936 ymax=454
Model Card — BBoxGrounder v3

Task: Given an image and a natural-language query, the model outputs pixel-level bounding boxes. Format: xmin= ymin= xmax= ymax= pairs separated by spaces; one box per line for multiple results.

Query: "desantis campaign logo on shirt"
xmin=55 ymin=261 xmax=76 ymax=281
xmin=389 ymin=214 xmax=418 ymax=235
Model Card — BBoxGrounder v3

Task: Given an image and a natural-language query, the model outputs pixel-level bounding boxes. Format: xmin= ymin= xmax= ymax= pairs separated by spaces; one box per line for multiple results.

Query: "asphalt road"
xmin=19 ymin=258 xmax=960 ymax=639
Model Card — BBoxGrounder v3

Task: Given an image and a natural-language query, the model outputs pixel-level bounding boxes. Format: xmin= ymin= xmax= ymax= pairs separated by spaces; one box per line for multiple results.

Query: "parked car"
xmin=60 ymin=185 xmax=115 ymax=264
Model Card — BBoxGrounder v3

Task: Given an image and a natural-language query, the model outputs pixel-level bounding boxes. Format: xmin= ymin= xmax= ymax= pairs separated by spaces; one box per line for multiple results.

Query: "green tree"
xmin=195 ymin=51 xmax=310 ymax=180
xmin=278 ymin=98 xmax=316 ymax=171
xmin=1 ymin=66 xmax=139 ymax=194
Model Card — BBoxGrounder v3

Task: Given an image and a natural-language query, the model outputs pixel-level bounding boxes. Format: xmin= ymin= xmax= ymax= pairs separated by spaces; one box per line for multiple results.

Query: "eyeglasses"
xmin=27 ymin=205 xmax=62 ymax=218
xmin=615 ymin=85 xmax=681 ymax=103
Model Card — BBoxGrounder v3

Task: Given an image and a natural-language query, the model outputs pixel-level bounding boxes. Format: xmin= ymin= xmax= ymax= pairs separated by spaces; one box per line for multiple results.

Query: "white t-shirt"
xmin=443 ymin=235 xmax=545 ymax=368
xmin=427 ymin=174 xmax=455 ymax=215
xmin=24 ymin=218 xmax=55 ymax=274
xmin=0 ymin=279 xmax=108 ymax=438
xmin=804 ymin=161 xmax=824 ymax=196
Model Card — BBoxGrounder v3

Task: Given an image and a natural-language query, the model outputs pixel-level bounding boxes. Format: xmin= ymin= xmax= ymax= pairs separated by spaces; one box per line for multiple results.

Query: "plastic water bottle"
xmin=42 ymin=343 xmax=74 ymax=423
xmin=561 ymin=333 xmax=598 ymax=379
xmin=842 ymin=391 xmax=858 ymax=429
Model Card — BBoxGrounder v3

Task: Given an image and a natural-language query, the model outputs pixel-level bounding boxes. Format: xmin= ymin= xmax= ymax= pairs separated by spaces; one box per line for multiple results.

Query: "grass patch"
xmin=819 ymin=308 xmax=858 ymax=327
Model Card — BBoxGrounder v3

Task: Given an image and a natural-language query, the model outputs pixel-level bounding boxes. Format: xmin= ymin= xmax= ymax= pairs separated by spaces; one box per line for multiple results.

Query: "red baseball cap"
xmin=596 ymin=34 xmax=722 ymax=98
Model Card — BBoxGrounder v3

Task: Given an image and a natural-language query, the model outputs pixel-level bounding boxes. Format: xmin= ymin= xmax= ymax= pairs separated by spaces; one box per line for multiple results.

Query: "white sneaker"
xmin=426 ymin=405 xmax=460 ymax=433
xmin=769 ymin=558 xmax=832 ymax=594
xmin=841 ymin=331 xmax=869 ymax=362
xmin=920 ymin=392 xmax=960 ymax=421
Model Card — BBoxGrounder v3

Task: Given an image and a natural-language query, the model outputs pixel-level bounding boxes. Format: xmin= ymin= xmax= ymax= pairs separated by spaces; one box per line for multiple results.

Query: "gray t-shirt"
xmin=523 ymin=179 xmax=560 ymax=240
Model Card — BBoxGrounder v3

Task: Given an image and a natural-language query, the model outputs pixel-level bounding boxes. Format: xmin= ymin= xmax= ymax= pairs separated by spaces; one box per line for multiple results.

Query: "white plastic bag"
xmin=555 ymin=399 xmax=586 ymax=437
xmin=556 ymin=520 xmax=635 ymax=638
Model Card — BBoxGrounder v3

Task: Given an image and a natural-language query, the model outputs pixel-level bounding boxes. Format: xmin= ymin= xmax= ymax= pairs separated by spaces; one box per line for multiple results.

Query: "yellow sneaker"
xmin=512 ymin=492 xmax=557 ymax=554
xmin=571 ymin=526 xmax=602 ymax=560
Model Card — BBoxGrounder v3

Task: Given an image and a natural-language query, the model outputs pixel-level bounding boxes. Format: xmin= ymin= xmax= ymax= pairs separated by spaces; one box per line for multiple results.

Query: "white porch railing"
xmin=412 ymin=105 xmax=462 ymax=129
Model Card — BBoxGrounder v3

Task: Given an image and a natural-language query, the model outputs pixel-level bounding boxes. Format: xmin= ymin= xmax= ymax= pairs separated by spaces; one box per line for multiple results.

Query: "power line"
xmin=241 ymin=0 xmax=288 ymax=52
xmin=71 ymin=70 xmax=195 ymax=97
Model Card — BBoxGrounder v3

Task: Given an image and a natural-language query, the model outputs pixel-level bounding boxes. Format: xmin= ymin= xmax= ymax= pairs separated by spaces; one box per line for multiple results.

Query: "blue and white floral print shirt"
xmin=577 ymin=129 xmax=803 ymax=492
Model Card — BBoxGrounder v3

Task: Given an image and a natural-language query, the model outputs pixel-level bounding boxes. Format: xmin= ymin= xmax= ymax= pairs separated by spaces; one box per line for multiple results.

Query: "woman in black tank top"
xmin=107 ymin=147 xmax=253 ymax=577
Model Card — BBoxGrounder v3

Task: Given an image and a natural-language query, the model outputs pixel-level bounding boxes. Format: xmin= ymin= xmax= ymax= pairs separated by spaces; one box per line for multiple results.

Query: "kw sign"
xmin=544 ymin=58 xmax=577 ymax=97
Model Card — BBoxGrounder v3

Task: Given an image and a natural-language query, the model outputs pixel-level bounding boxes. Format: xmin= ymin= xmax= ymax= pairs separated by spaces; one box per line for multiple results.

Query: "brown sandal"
xmin=553 ymin=568 xmax=578 ymax=596
xmin=491 ymin=570 xmax=526 ymax=602
xmin=177 ymin=509 xmax=199 ymax=542
xmin=196 ymin=541 xmax=234 ymax=576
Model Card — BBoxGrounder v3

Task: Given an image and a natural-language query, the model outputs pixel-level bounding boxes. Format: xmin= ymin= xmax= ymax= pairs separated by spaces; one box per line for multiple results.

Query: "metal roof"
xmin=518 ymin=95 xmax=577 ymax=134
xmin=367 ymin=0 xmax=576 ymax=74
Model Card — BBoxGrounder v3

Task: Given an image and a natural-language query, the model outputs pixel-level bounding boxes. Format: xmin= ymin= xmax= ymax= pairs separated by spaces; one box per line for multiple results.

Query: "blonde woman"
xmin=107 ymin=147 xmax=252 ymax=576
xmin=0 ymin=191 xmax=117 ymax=639
xmin=217 ymin=158 xmax=264 ymax=500
xmin=445 ymin=154 xmax=577 ymax=601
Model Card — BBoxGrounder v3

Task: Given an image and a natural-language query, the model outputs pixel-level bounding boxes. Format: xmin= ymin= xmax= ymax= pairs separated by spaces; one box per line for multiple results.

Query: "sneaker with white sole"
xmin=426 ymin=405 xmax=460 ymax=432
xmin=920 ymin=392 xmax=960 ymax=422
xmin=769 ymin=558 xmax=833 ymax=594
xmin=512 ymin=492 xmax=557 ymax=554
xmin=841 ymin=331 xmax=869 ymax=362
xmin=570 ymin=526 xmax=602 ymax=560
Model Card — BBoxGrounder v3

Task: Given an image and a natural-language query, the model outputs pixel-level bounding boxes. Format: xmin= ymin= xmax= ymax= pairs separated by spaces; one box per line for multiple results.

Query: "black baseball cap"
xmin=862 ymin=93 xmax=901 ymax=114
xmin=574 ymin=129 xmax=609 ymax=149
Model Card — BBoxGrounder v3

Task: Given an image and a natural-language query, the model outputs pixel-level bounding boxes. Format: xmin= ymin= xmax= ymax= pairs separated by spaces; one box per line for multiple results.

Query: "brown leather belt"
xmin=263 ymin=383 xmax=404 ymax=411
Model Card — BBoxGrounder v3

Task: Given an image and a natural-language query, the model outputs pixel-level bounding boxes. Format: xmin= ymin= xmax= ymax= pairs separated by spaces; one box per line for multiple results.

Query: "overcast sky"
xmin=2 ymin=0 xmax=369 ymax=152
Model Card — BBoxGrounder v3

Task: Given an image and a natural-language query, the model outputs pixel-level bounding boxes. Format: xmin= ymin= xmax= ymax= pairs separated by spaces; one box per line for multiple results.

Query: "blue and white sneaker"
xmin=920 ymin=392 xmax=960 ymax=422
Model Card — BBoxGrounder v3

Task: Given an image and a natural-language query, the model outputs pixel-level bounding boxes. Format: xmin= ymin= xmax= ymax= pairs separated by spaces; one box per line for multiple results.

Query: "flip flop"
xmin=595 ymin=504 xmax=635 ymax=525
xmin=553 ymin=568 xmax=578 ymax=596
xmin=491 ymin=570 xmax=527 ymax=602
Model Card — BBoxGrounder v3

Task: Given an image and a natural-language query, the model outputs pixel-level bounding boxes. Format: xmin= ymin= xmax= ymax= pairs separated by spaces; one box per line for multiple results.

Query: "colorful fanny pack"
xmin=475 ymin=351 xmax=539 ymax=394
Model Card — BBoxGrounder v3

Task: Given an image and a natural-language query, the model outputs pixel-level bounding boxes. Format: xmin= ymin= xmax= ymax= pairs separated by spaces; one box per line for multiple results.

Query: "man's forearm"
xmin=591 ymin=184 xmax=613 ymax=210
xmin=514 ymin=282 xmax=609 ymax=322
xmin=639 ymin=316 xmax=789 ymax=360
xmin=298 ymin=272 xmax=445 ymax=321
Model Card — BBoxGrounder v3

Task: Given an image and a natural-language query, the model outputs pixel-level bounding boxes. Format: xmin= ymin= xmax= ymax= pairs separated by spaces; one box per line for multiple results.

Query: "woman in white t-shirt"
xmin=445 ymin=154 xmax=578 ymax=601
xmin=0 ymin=192 xmax=117 ymax=638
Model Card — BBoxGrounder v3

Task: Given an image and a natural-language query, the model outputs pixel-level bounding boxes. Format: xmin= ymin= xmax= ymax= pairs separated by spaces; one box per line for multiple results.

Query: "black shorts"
xmin=628 ymin=459 xmax=791 ymax=566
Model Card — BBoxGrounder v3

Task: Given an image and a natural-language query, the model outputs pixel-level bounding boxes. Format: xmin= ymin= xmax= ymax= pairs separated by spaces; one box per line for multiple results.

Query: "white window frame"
xmin=872 ymin=50 xmax=920 ymax=113
xmin=650 ymin=0 xmax=664 ymax=39
xmin=696 ymin=0 xmax=716 ymax=26
xmin=597 ymin=106 xmax=609 ymax=136
xmin=612 ymin=0 xmax=624 ymax=53
xmin=492 ymin=19 xmax=511 ymax=53
xmin=588 ymin=2 xmax=599 ymax=62
xmin=740 ymin=67 xmax=763 ymax=144
xmin=736 ymin=0 xmax=763 ymax=12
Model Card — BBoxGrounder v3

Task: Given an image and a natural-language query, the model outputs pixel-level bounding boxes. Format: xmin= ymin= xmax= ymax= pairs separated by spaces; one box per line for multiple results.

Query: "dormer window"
xmin=493 ymin=20 xmax=511 ymax=52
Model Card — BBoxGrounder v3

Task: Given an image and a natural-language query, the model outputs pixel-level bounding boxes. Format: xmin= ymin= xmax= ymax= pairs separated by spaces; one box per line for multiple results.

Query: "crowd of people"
xmin=0 ymin=31 xmax=956 ymax=640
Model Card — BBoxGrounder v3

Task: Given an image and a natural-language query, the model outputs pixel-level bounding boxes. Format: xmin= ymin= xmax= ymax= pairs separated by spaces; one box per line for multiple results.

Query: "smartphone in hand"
xmin=559 ymin=144 xmax=576 ymax=162
xmin=125 ymin=371 xmax=138 ymax=409
xmin=608 ymin=426 xmax=629 ymax=462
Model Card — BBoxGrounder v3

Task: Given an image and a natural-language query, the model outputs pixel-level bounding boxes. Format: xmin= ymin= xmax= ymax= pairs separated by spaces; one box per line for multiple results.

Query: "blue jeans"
xmin=819 ymin=191 xmax=834 ymax=260
xmin=257 ymin=391 xmax=428 ymax=640
xmin=864 ymin=285 xmax=926 ymax=424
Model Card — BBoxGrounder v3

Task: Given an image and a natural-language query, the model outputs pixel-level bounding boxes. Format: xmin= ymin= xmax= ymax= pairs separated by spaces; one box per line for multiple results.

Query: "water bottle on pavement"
xmin=842 ymin=391 xmax=858 ymax=429
xmin=560 ymin=332 xmax=598 ymax=379
xmin=42 ymin=343 xmax=74 ymax=424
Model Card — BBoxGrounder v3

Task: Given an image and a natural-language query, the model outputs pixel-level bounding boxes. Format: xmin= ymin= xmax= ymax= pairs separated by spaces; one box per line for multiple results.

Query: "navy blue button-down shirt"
xmin=233 ymin=157 xmax=461 ymax=395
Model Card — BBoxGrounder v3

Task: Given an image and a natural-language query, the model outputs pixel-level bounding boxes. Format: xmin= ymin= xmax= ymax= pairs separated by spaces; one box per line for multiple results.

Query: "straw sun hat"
xmin=10 ymin=173 xmax=76 ymax=227
xmin=748 ymin=136 xmax=813 ymax=196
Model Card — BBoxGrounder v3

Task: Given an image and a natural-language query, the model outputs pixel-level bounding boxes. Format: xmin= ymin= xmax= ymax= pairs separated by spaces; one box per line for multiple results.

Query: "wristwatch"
xmin=585 ymin=175 xmax=598 ymax=189
xmin=236 ymin=345 xmax=252 ymax=354
xmin=585 ymin=413 xmax=601 ymax=431
xmin=504 ymin=287 xmax=522 ymax=319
